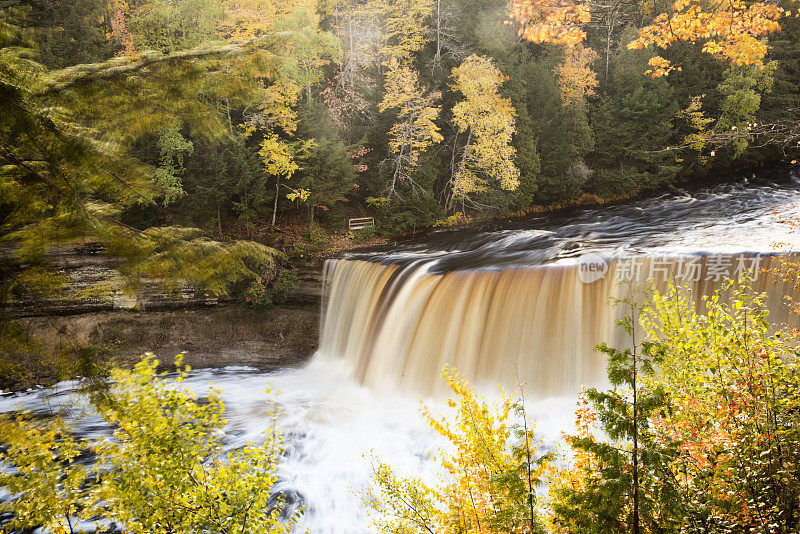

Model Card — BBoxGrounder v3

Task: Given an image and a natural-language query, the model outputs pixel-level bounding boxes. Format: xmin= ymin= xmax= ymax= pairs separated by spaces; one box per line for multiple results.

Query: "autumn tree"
xmin=509 ymin=0 xmax=591 ymax=46
xmin=556 ymin=43 xmax=598 ymax=108
xmin=243 ymin=81 xmax=307 ymax=229
xmin=322 ymin=0 xmax=383 ymax=138
xmin=511 ymin=0 xmax=799 ymax=79
xmin=448 ymin=54 xmax=520 ymax=210
xmin=220 ymin=0 xmax=319 ymax=40
xmin=378 ymin=58 xmax=443 ymax=199
xmin=550 ymin=280 xmax=800 ymax=533
xmin=640 ymin=282 xmax=800 ymax=532
xmin=0 ymin=355 xmax=301 ymax=533
xmin=628 ymin=0 xmax=792 ymax=78
xmin=548 ymin=304 xmax=681 ymax=534
xmin=367 ymin=368 xmax=551 ymax=534
xmin=0 ymin=6 xmax=309 ymax=377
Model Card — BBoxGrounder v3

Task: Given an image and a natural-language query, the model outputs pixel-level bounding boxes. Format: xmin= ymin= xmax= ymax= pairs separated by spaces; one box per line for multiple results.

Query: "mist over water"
xmin=0 ymin=360 xmax=577 ymax=533
xmin=3 ymin=168 xmax=800 ymax=532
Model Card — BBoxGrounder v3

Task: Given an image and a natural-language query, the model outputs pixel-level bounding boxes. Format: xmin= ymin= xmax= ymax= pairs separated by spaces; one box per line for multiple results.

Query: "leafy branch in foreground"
xmin=549 ymin=280 xmax=800 ymax=533
xmin=366 ymin=367 xmax=551 ymax=534
xmin=0 ymin=355 xmax=300 ymax=534
xmin=1 ymin=7 xmax=281 ymax=301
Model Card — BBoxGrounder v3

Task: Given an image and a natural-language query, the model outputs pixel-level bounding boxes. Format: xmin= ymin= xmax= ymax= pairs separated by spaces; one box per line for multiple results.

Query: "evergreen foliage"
xmin=4 ymin=0 xmax=798 ymax=244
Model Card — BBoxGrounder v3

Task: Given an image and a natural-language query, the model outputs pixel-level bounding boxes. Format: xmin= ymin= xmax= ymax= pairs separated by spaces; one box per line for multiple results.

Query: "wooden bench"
xmin=348 ymin=217 xmax=375 ymax=231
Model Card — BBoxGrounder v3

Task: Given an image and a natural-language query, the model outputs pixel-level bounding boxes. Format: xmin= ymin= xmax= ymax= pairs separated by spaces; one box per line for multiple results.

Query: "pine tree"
xmin=549 ymin=301 xmax=682 ymax=533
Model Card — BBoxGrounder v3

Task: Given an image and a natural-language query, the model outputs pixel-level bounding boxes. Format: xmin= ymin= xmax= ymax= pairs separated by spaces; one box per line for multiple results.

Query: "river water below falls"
xmin=3 ymin=166 xmax=800 ymax=532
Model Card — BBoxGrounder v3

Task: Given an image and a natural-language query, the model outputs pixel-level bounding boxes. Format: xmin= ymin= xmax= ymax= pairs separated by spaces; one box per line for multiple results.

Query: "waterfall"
xmin=319 ymin=254 xmax=800 ymax=397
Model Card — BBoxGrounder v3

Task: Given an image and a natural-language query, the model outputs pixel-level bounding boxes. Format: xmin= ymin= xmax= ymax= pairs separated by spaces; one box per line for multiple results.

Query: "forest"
xmin=3 ymin=0 xmax=800 ymax=319
xmin=3 ymin=0 xmax=800 ymax=252
xmin=2 ymin=0 xmax=800 ymax=532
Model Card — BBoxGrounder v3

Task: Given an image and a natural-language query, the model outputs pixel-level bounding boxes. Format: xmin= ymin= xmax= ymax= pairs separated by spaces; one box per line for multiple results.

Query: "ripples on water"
xmin=348 ymin=166 xmax=800 ymax=270
xmin=0 ymin=361 xmax=576 ymax=533
xmin=3 ymin=166 xmax=800 ymax=532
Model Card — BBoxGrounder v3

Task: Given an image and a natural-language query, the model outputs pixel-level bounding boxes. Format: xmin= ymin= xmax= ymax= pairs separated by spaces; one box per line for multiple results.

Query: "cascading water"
xmin=319 ymin=168 xmax=800 ymax=398
xmin=318 ymin=254 xmax=800 ymax=397
xmin=3 ymin=168 xmax=800 ymax=533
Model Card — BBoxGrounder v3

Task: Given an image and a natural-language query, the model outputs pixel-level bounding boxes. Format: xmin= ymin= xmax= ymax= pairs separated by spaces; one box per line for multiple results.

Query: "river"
xmin=3 ymin=166 xmax=800 ymax=532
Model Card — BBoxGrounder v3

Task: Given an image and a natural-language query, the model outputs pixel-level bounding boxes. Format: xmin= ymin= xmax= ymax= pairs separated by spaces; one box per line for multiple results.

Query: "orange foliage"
xmin=107 ymin=0 xmax=137 ymax=56
xmin=509 ymin=0 xmax=591 ymax=46
xmin=547 ymin=393 xmax=598 ymax=498
xmin=769 ymin=205 xmax=800 ymax=316
xmin=628 ymin=0 xmax=790 ymax=77
xmin=511 ymin=0 xmax=798 ymax=76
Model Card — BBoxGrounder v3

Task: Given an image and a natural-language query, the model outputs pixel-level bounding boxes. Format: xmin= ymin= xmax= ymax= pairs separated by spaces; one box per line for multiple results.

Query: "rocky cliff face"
xmin=2 ymin=242 xmax=323 ymax=317
xmin=2 ymin=306 xmax=319 ymax=391
xmin=1 ymin=243 xmax=324 ymax=391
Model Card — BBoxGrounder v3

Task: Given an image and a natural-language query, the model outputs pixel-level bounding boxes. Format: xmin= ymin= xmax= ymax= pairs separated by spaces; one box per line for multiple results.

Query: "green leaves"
xmin=551 ymin=280 xmax=800 ymax=533
xmin=0 ymin=354 xmax=300 ymax=534
xmin=367 ymin=368 xmax=550 ymax=534
xmin=155 ymin=122 xmax=194 ymax=205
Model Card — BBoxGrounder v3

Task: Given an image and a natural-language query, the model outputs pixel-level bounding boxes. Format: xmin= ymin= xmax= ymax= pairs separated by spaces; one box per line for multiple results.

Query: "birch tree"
xmin=449 ymin=55 xmax=520 ymax=210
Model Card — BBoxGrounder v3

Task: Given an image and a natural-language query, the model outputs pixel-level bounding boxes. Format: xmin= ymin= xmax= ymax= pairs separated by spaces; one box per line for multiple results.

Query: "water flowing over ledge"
xmin=319 ymin=171 xmax=800 ymax=397
xmin=319 ymin=254 xmax=800 ymax=397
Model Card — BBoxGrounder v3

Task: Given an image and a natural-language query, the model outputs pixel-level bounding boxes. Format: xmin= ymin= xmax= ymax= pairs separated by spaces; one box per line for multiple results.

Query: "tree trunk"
xmin=271 ymin=176 xmax=280 ymax=230
xmin=448 ymin=129 xmax=471 ymax=212
xmin=216 ymin=198 xmax=223 ymax=237
xmin=434 ymin=0 xmax=442 ymax=69
xmin=632 ymin=306 xmax=641 ymax=534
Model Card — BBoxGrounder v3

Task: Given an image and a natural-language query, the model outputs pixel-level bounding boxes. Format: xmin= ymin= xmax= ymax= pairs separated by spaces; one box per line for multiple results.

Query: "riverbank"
xmin=1 ymin=305 xmax=318 ymax=392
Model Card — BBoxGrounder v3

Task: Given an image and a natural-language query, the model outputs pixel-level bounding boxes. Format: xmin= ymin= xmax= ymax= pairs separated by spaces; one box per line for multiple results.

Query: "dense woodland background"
xmin=3 ymin=0 xmax=800 ymax=246
xmin=3 ymin=2 xmax=800 ymax=531
xmin=3 ymin=0 xmax=800 ymax=323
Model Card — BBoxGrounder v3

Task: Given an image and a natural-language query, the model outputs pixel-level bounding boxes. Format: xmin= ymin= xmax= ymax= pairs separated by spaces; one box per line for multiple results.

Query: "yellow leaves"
xmin=513 ymin=0 xmax=792 ymax=75
xmin=370 ymin=367 xmax=550 ymax=533
xmin=241 ymin=79 xmax=305 ymax=185
xmin=89 ymin=355 xmax=297 ymax=533
xmin=0 ymin=414 xmax=87 ymax=533
xmin=428 ymin=368 xmax=526 ymax=530
xmin=264 ymin=80 xmax=301 ymax=134
xmin=260 ymin=134 xmax=300 ymax=178
xmin=241 ymin=81 xmax=300 ymax=138
xmin=510 ymin=0 xmax=591 ymax=46
xmin=373 ymin=0 xmax=435 ymax=62
xmin=676 ymin=95 xmax=714 ymax=153
xmin=221 ymin=0 xmax=319 ymax=41
xmin=628 ymin=0 xmax=786 ymax=77
xmin=450 ymin=55 xmax=519 ymax=200
xmin=286 ymin=187 xmax=310 ymax=201
xmin=556 ymin=43 xmax=598 ymax=107
xmin=380 ymin=58 xmax=443 ymax=184
xmin=644 ymin=55 xmax=678 ymax=78
xmin=0 ymin=355 xmax=294 ymax=534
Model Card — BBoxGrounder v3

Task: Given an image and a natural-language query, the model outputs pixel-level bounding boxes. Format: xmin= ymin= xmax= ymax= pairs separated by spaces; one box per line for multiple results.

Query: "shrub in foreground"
xmin=0 ymin=355 xmax=300 ymax=534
